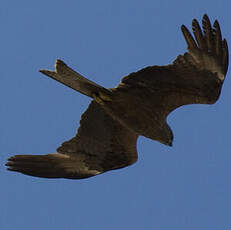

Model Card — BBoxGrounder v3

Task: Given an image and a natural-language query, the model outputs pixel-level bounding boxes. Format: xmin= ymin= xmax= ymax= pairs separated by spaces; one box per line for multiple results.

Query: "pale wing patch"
xmin=57 ymin=153 xmax=103 ymax=175
xmin=190 ymin=52 xmax=225 ymax=81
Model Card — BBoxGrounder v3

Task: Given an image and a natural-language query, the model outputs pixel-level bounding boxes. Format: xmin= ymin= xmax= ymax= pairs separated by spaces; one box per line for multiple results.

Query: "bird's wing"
xmin=120 ymin=14 xmax=228 ymax=117
xmin=6 ymin=101 xmax=138 ymax=179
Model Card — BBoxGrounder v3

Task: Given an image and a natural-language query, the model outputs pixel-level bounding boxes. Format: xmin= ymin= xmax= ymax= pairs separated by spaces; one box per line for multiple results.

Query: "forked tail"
xmin=40 ymin=59 xmax=112 ymax=99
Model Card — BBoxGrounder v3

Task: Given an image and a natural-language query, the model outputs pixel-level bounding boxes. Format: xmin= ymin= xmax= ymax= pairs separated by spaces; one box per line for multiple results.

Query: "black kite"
xmin=6 ymin=15 xmax=229 ymax=179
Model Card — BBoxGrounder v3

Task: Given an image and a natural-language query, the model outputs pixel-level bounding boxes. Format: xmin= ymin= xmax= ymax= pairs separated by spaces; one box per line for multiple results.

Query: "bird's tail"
xmin=40 ymin=59 xmax=112 ymax=99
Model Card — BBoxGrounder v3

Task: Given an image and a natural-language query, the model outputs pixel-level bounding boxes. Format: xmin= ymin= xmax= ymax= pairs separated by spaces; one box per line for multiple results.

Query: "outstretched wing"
xmin=120 ymin=14 xmax=228 ymax=117
xmin=6 ymin=101 xmax=138 ymax=179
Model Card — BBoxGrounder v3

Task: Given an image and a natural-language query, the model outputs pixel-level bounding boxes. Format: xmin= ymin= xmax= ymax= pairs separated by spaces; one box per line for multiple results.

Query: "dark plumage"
xmin=6 ymin=14 xmax=229 ymax=179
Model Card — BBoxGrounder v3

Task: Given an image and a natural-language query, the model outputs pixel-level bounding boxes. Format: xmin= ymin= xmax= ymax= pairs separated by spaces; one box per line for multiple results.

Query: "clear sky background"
xmin=1 ymin=1 xmax=231 ymax=230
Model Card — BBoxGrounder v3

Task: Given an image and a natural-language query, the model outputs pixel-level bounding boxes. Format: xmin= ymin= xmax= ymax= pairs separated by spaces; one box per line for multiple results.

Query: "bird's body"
xmin=6 ymin=14 xmax=229 ymax=179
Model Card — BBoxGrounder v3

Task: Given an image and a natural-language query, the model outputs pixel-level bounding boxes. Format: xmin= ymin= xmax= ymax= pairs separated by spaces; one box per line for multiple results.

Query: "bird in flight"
xmin=6 ymin=14 xmax=229 ymax=179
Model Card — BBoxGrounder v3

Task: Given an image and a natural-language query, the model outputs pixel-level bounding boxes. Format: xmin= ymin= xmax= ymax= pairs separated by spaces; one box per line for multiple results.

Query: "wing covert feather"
xmin=57 ymin=101 xmax=138 ymax=171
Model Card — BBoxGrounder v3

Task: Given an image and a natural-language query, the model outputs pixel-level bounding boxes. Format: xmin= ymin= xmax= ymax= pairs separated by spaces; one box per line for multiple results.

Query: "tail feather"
xmin=39 ymin=59 xmax=112 ymax=98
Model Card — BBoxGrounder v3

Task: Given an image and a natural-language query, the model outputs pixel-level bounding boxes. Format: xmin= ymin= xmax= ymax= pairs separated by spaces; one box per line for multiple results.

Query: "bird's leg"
xmin=93 ymin=91 xmax=112 ymax=105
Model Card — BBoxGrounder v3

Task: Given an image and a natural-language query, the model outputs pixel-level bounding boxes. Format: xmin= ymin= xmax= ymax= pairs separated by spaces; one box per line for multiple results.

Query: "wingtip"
xmin=181 ymin=24 xmax=197 ymax=50
xmin=191 ymin=18 xmax=200 ymax=30
xmin=192 ymin=18 xmax=198 ymax=27
xmin=202 ymin=14 xmax=210 ymax=22
xmin=5 ymin=156 xmax=19 ymax=172
xmin=213 ymin=19 xmax=219 ymax=28
xmin=5 ymin=161 xmax=11 ymax=167
xmin=180 ymin=24 xmax=186 ymax=31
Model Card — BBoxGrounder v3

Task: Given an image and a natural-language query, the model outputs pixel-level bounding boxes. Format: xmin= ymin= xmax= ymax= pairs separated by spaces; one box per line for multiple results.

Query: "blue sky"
xmin=1 ymin=1 xmax=231 ymax=229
